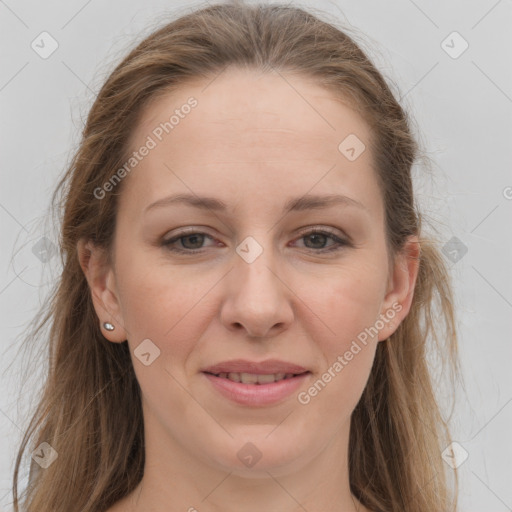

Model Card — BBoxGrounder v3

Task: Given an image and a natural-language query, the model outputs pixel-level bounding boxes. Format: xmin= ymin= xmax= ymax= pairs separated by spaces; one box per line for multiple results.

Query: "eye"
xmin=161 ymin=227 xmax=351 ymax=255
xmin=292 ymin=228 xmax=350 ymax=253
xmin=162 ymin=230 xmax=218 ymax=253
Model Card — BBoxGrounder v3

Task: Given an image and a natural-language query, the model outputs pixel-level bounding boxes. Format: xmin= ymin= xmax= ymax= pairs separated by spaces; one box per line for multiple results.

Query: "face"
xmin=82 ymin=67 xmax=417 ymax=477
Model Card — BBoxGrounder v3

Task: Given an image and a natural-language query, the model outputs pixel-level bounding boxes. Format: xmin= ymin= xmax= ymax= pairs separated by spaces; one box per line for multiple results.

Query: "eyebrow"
xmin=144 ymin=193 xmax=367 ymax=214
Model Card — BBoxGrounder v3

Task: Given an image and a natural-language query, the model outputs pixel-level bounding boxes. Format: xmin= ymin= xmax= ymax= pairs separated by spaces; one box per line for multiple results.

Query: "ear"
xmin=378 ymin=235 xmax=420 ymax=341
xmin=77 ymin=238 xmax=128 ymax=343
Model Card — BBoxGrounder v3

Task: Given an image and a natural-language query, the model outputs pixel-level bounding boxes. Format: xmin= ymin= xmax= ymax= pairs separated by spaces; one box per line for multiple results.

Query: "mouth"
xmin=203 ymin=371 xmax=309 ymax=385
xmin=201 ymin=370 xmax=311 ymax=406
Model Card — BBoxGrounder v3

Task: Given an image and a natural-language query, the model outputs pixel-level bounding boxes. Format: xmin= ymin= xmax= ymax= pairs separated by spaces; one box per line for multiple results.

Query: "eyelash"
xmin=161 ymin=227 xmax=350 ymax=255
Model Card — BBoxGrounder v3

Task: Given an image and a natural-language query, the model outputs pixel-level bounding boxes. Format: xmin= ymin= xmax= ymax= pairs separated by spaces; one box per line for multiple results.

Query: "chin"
xmin=204 ymin=433 xmax=310 ymax=477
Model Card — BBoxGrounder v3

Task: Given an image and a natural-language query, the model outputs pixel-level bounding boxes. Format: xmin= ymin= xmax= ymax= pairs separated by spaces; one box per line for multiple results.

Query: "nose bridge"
xmin=233 ymin=233 xmax=282 ymax=303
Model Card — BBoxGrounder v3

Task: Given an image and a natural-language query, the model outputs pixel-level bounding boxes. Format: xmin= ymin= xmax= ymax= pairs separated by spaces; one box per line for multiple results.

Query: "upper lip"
xmin=202 ymin=359 xmax=309 ymax=375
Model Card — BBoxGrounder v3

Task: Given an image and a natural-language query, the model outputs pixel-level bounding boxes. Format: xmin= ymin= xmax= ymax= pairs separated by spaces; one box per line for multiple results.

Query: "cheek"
xmin=317 ymin=259 xmax=388 ymax=342
xmin=299 ymin=281 xmax=382 ymax=422
xmin=115 ymin=253 xmax=215 ymax=351
xmin=115 ymin=260 xmax=216 ymax=410
xmin=324 ymin=282 xmax=382 ymax=367
xmin=300 ymin=259 xmax=387 ymax=405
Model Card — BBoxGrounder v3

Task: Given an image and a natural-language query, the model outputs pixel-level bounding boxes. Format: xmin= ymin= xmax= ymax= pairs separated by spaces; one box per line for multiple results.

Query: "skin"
xmin=78 ymin=67 xmax=419 ymax=512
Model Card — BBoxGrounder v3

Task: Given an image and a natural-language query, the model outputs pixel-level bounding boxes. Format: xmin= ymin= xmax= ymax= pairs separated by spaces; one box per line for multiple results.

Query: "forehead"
xmin=134 ymin=67 xmax=371 ymax=155
xmin=119 ymin=67 xmax=379 ymax=217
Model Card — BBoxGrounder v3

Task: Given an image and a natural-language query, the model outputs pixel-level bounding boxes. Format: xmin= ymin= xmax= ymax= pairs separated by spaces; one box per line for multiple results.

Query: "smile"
xmin=202 ymin=371 xmax=311 ymax=406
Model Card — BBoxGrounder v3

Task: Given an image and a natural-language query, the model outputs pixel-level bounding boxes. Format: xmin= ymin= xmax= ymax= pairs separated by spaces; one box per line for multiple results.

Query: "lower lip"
xmin=202 ymin=372 xmax=310 ymax=406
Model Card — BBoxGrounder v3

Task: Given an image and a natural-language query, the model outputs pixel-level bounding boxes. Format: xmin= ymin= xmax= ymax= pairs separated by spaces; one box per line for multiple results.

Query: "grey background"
xmin=1 ymin=0 xmax=511 ymax=510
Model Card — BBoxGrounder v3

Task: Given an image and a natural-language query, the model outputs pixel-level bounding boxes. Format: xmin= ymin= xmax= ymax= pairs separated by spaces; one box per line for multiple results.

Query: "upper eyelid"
xmin=166 ymin=224 xmax=346 ymax=236
xmin=164 ymin=226 xmax=346 ymax=241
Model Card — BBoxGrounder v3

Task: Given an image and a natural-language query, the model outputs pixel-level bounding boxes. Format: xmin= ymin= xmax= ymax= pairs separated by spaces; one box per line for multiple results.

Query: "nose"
xmin=219 ymin=244 xmax=294 ymax=339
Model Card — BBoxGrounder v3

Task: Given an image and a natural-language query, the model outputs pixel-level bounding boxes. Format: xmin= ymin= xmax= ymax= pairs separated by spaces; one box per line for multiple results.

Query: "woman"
xmin=12 ymin=2 xmax=459 ymax=511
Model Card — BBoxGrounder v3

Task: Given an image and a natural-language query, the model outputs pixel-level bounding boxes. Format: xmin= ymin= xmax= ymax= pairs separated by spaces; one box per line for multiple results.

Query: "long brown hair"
xmin=12 ymin=2 xmax=460 ymax=511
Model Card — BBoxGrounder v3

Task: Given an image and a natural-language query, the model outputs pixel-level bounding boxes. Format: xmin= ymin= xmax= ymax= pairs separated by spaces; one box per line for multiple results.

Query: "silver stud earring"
xmin=103 ymin=322 xmax=115 ymax=331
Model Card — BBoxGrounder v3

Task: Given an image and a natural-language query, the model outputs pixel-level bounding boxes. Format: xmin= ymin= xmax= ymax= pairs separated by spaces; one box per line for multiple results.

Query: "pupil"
xmin=306 ymin=233 xmax=326 ymax=248
xmin=182 ymin=234 xmax=204 ymax=249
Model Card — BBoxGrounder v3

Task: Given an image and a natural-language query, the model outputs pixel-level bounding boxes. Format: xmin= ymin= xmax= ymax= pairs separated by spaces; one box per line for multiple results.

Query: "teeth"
xmin=216 ymin=372 xmax=295 ymax=384
xmin=256 ymin=373 xmax=280 ymax=384
xmin=240 ymin=372 xmax=259 ymax=384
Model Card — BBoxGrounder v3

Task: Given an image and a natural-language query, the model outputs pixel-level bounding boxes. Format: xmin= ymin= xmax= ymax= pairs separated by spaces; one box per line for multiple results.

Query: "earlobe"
xmin=76 ymin=238 xmax=128 ymax=343
xmin=378 ymin=236 xmax=420 ymax=341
